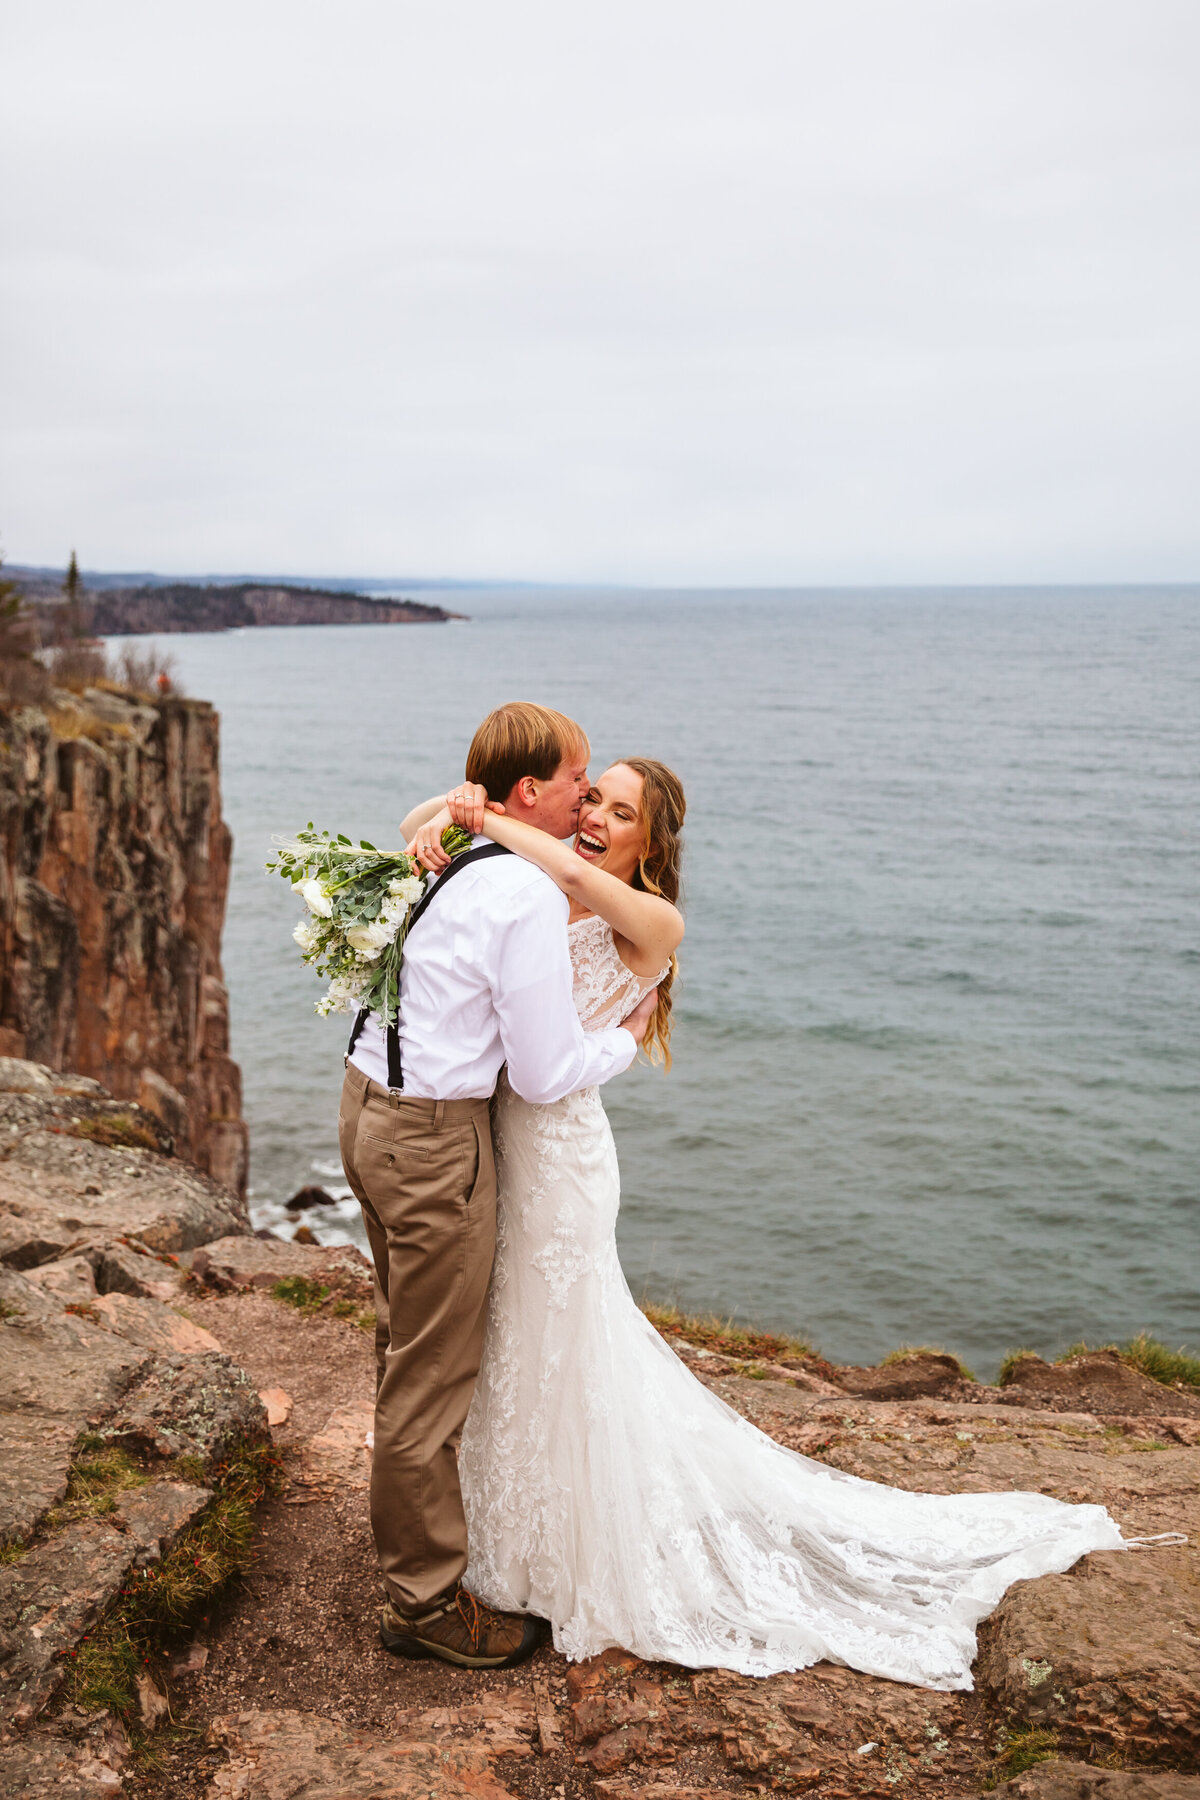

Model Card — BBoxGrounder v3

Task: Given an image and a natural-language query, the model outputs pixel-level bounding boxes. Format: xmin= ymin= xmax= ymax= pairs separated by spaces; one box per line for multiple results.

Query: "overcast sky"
xmin=3 ymin=1 xmax=1198 ymax=585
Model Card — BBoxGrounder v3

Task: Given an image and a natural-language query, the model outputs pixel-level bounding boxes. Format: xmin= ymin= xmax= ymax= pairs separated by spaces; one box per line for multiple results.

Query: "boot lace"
xmin=455 ymin=1586 xmax=507 ymax=1649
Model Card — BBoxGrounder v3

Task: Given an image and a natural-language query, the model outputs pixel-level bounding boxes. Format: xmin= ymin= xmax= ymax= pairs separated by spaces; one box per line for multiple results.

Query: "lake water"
xmin=147 ymin=586 xmax=1199 ymax=1378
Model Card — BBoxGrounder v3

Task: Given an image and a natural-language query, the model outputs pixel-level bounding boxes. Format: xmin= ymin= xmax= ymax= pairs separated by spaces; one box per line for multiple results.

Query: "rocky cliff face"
xmin=0 ymin=690 xmax=248 ymax=1196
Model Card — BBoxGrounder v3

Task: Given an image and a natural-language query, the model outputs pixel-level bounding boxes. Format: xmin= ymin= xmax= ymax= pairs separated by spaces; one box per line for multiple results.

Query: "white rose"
xmin=388 ymin=875 xmax=425 ymax=904
xmin=298 ymin=877 xmax=334 ymax=918
xmin=346 ymin=920 xmax=391 ymax=960
xmin=293 ymin=919 xmax=321 ymax=952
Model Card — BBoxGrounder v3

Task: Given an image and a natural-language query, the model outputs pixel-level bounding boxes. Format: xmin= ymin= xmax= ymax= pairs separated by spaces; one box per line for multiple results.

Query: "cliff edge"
xmin=0 ymin=1062 xmax=1195 ymax=1799
xmin=0 ymin=689 xmax=248 ymax=1197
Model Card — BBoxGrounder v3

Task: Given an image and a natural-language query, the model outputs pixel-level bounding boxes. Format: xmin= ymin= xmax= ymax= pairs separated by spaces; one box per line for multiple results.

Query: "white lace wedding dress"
xmin=459 ymin=915 xmax=1126 ymax=1689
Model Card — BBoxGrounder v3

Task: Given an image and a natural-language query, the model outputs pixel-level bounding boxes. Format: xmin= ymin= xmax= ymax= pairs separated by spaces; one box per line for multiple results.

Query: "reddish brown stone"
xmin=989 ymin=1762 xmax=1200 ymax=1799
xmin=0 ymin=701 xmax=248 ymax=1196
xmin=974 ymin=1544 xmax=1200 ymax=1766
xmin=835 ymin=1352 xmax=967 ymax=1401
xmin=204 ymin=1708 xmax=517 ymax=1799
xmin=999 ymin=1352 xmax=1200 ymax=1421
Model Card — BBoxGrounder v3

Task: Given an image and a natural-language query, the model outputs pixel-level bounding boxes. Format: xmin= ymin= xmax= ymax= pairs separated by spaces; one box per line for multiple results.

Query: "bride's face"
xmin=574 ymin=763 xmax=645 ymax=884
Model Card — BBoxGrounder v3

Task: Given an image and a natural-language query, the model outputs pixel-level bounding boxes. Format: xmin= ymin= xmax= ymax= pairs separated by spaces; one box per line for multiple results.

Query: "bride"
xmin=405 ymin=759 xmax=1127 ymax=1692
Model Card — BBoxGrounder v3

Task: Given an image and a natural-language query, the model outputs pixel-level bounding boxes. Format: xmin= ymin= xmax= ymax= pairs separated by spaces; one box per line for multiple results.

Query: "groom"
xmin=339 ymin=701 xmax=656 ymax=1669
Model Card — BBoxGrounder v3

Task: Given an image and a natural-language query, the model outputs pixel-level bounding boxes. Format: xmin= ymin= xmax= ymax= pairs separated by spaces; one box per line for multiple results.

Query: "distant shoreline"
xmin=12 ymin=573 xmax=465 ymax=635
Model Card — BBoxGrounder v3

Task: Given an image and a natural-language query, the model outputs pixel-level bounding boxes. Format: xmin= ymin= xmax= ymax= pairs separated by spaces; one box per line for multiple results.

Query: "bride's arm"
xmin=399 ymin=794 xmax=451 ymax=839
xmin=410 ymin=801 xmax=683 ymax=975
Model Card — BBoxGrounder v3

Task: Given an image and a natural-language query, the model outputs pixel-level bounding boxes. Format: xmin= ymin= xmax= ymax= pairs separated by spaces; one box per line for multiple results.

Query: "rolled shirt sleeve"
xmin=492 ymin=880 xmax=638 ymax=1104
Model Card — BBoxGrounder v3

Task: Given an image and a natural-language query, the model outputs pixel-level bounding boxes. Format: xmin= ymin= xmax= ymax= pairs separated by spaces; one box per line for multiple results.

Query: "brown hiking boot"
xmin=379 ymin=1584 xmax=543 ymax=1669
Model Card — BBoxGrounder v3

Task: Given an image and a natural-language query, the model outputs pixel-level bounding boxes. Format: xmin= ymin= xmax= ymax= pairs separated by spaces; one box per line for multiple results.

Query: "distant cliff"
xmin=23 ymin=580 xmax=462 ymax=637
xmin=0 ymin=689 xmax=248 ymax=1196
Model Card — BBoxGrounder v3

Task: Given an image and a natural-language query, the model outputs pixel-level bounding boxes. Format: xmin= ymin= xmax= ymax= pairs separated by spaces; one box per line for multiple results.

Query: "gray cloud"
xmin=2 ymin=0 xmax=1198 ymax=583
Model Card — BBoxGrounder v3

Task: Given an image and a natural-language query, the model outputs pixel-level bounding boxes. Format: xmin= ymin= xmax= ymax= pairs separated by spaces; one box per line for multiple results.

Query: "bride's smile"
xmin=572 ymin=763 xmax=646 ymax=883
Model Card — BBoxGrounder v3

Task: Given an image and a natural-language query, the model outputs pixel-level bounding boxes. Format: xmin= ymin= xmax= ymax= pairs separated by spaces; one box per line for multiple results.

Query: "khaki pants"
xmin=338 ymin=1063 xmax=497 ymax=1611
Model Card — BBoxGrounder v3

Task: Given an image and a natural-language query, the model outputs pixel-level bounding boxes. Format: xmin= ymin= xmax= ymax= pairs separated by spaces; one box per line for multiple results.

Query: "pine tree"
xmin=0 ymin=553 xmax=45 ymax=703
xmin=62 ymin=549 xmax=85 ymax=640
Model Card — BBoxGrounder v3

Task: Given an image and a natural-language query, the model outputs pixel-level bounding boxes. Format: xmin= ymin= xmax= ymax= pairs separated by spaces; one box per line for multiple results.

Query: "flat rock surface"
xmin=187 ymin=1233 xmax=374 ymax=1300
xmin=205 ymin=1706 xmax=520 ymax=1799
xmin=0 ymin=1710 xmax=130 ymax=1799
xmin=0 ymin=1266 xmax=152 ymax=1548
xmin=0 ymin=1093 xmax=247 ymax=1267
xmin=991 ymin=1764 xmax=1200 ymax=1799
xmin=88 ymin=1290 xmax=223 ymax=1356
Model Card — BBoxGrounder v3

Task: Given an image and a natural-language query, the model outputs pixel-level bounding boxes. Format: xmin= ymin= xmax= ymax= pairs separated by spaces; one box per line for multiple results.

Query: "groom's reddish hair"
xmin=466 ymin=702 xmax=589 ymax=804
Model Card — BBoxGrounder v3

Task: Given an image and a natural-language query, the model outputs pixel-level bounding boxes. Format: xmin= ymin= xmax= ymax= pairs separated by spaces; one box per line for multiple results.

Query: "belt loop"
xmin=433 ymin=1099 xmax=445 ymax=1127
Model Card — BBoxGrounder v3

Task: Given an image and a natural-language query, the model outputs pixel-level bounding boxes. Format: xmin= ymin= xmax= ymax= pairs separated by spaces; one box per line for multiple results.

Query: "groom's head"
xmin=466 ymin=702 xmax=590 ymax=840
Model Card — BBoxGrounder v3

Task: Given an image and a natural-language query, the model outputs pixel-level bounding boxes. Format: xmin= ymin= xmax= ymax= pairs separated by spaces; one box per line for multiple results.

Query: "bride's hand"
xmin=407 ymin=807 xmax=456 ymax=873
xmin=445 ymin=781 xmax=491 ymax=835
xmin=623 ymin=987 xmax=659 ymax=1047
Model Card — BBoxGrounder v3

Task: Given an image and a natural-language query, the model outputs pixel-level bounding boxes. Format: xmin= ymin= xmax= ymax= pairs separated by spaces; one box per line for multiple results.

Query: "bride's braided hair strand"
xmin=618 ymin=756 xmax=686 ymax=1069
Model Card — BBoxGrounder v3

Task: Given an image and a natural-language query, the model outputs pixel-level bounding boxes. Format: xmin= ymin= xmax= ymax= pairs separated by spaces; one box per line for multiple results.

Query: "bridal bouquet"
xmin=268 ymin=823 xmax=472 ymax=1025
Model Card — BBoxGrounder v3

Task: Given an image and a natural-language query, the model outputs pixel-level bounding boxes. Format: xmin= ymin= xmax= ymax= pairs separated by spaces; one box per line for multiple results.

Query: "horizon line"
xmin=9 ymin=561 xmax=1200 ymax=597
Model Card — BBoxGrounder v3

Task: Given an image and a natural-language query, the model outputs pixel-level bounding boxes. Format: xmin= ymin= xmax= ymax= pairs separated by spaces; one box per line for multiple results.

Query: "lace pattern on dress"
xmin=568 ymin=912 xmax=669 ymax=1032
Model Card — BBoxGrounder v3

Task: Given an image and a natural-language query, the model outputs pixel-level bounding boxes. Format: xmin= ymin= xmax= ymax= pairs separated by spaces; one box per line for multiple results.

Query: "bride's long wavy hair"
xmin=617 ymin=756 xmax=686 ymax=1069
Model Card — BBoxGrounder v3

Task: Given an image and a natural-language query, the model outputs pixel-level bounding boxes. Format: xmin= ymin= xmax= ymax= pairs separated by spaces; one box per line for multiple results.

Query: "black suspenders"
xmin=345 ymin=841 xmax=513 ymax=1091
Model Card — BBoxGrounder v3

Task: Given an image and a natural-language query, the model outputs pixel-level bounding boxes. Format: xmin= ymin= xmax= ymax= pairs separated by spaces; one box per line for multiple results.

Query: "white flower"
xmin=315 ymin=972 xmax=368 ymax=1016
xmin=346 ymin=920 xmax=392 ymax=960
xmin=292 ymin=919 xmax=322 ymax=952
xmin=298 ymin=877 xmax=334 ymax=918
xmin=387 ymin=874 xmax=425 ymax=904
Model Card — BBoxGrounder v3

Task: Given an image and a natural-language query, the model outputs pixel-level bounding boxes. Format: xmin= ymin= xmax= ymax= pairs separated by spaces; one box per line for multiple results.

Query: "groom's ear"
xmin=510 ymin=775 xmax=539 ymax=812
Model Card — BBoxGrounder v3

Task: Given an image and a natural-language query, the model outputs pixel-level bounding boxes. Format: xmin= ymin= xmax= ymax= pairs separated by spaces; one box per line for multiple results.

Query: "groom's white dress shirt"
xmin=347 ymin=839 xmax=637 ymax=1103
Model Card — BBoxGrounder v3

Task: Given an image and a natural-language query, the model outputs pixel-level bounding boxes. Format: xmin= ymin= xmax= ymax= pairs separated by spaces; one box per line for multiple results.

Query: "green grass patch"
xmin=271 ymin=1275 xmax=330 ymax=1314
xmin=983 ymin=1728 xmax=1058 ymax=1788
xmin=0 ymin=1538 xmax=27 ymax=1565
xmin=1056 ymin=1332 xmax=1200 ymax=1394
xmin=881 ymin=1343 xmax=977 ymax=1381
xmin=70 ymin=1620 xmax=142 ymax=1715
xmin=70 ymin=1112 xmax=162 ymax=1153
xmin=641 ymin=1300 xmax=819 ymax=1366
xmin=67 ymin=1439 xmax=285 ymax=1721
xmin=272 ymin=1277 xmax=373 ymax=1330
xmin=45 ymin=1445 xmax=149 ymax=1529
xmin=0 ymin=1299 xmax=20 ymax=1322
